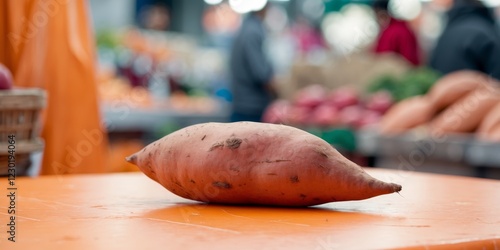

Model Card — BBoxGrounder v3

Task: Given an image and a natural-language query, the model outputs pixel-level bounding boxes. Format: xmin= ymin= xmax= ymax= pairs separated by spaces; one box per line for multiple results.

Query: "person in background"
xmin=372 ymin=0 xmax=421 ymax=66
xmin=429 ymin=0 xmax=500 ymax=80
xmin=229 ymin=4 xmax=277 ymax=122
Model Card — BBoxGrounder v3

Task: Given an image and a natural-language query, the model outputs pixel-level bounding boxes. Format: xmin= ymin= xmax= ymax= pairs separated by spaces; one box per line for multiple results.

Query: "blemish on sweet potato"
xmin=225 ymin=138 xmax=242 ymax=149
xmin=267 ymin=173 xmax=277 ymax=176
xmin=229 ymin=166 xmax=240 ymax=172
xmin=251 ymin=159 xmax=291 ymax=164
xmin=317 ymin=164 xmax=330 ymax=173
xmin=201 ymin=135 xmax=206 ymax=141
xmin=299 ymin=194 xmax=307 ymax=199
xmin=314 ymin=148 xmax=329 ymax=158
xmin=146 ymin=162 xmax=155 ymax=174
xmin=290 ymin=175 xmax=299 ymax=183
xmin=190 ymin=179 xmax=196 ymax=184
xmin=212 ymin=181 xmax=232 ymax=189
xmin=209 ymin=142 xmax=224 ymax=151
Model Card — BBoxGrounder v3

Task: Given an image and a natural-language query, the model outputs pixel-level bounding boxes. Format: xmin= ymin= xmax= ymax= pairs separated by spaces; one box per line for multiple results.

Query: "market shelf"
xmin=466 ymin=141 xmax=500 ymax=168
xmin=357 ymin=129 xmax=474 ymax=162
xmin=101 ymin=102 xmax=231 ymax=132
xmin=356 ymin=129 xmax=500 ymax=178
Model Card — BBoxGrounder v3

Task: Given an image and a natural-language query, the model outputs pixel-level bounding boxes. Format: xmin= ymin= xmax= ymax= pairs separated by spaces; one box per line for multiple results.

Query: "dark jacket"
xmin=229 ymin=13 xmax=274 ymax=117
xmin=429 ymin=0 xmax=500 ymax=80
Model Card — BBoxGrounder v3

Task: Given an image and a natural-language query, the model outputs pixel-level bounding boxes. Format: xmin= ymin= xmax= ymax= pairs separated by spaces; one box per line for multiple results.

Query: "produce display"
xmin=379 ymin=96 xmax=436 ymax=135
xmin=126 ymin=122 xmax=402 ymax=207
xmin=98 ymin=73 xmax=219 ymax=113
xmin=429 ymin=86 xmax=500 ymax=134
xmin=427 ymin=70 xmax=485 ymax=110
xmin=96 ymin=28 xmax=229 ymax=114
xmin=263 ymin=84 xmax=393 ymax=129
xmin=368 ymin=67 xmax=441 ymax=102
xmin=477 ymin=103 xmax=500 ymax=141
xmin=379 ymin=70 xmax=500 ymax=141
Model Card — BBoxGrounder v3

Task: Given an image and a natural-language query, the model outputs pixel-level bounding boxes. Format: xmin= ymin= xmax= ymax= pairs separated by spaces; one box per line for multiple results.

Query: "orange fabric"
xmin=0 ymin=0 xmax=108 ymax=174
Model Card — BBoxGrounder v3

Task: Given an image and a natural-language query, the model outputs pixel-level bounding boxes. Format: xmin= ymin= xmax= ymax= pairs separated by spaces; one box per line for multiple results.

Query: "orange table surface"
xmin=1 ymin=168 xmax=499 ymax=250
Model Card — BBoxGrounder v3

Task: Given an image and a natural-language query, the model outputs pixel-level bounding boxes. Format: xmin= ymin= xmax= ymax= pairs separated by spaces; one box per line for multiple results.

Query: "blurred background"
xmin=2 ymin=0 xmax=500 ymax=179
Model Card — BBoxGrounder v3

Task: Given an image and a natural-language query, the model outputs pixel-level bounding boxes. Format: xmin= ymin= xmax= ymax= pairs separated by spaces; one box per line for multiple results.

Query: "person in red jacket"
xmin=372 ymin=0 xmax=421 ymax=66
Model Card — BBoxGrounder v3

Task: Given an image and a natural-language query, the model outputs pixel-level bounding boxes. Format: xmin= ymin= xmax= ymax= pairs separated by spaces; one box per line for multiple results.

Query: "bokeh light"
xmin=264 ymin=4 xmax=288 ymax=32
xmin=204 ymin=0 xmax=223 ymax=5
xmin=302 ymin=0 xmax=325 ymax=21
xmin=389 ymin=0 xmax=422 ymax=21
xmin=321 ymin=4 xmax=378 ymax=55
xmin=229 ymin=0 xmax=268 ymax=14
xmin=482 ymin=0 xmax=500 ymax=7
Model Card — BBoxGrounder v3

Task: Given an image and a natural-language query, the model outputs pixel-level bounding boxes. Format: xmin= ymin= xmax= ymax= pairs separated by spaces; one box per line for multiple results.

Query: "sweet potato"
xmin=126 ymin=122 xmax=401 ymax=207
xmin=483 ymin=124 xmax=500 ymax=141
xmin=477 ymin=102 xmax=500 ymax=136
xmin=379 ymin=96 xmax=436 ymax=135
xmin=477 ymin=122 xmax=500 ymax=141
xmin=429 ymin=85 xmax=500 ymax=134
xmin=427 ymin=70 xmax=487 ymax=111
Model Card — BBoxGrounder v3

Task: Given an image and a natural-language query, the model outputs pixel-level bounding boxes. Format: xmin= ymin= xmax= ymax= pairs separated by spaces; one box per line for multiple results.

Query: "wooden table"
xmin=1 ymin=169 xmax=499 ymax=249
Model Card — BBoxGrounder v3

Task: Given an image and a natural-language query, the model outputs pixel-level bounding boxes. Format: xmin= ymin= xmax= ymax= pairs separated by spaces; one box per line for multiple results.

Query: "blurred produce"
xmin=376 ymin=70 xmax=500 ymax=142
xmin=365 ymin=91 xmax=393 ymax=114
xmin=477 ymin=103 xmax=500 ymax=140
xmin=368 ymin=67 xmax=440 ymax=101
xmin=261 ymin=100 xmax=292 ymax=124
xmin=379 ymin=96 xmax=436 ymax=135
xmin=338 ymin=105 xmax=364 ymax=128
xmin=263 ymin=84 xmax=394 ymax=130
xmin=311 ymin=104 xmax=340 ymax=127
xmin=96 ymin=28 xmax=229 ymax=115
xmin=429 ymin=85 xmax=500 ymax=134
xmin=427 ymin=70 xmax=486 ymax=111
xmin=0 ymin=63 xmax=13 ymax=90
xmin=277 ymin=53 xmax=411 ymax=100
xmin=98 ymin=77 xmax=153 ymax=108
xmin=326 ymin=88 xmax=360 ymax=110
xmin=293 ymin=84 xmax=327 ymax=109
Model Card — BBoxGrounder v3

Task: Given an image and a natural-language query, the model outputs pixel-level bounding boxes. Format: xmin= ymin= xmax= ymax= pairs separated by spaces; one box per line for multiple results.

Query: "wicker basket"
xmin=0 ymin=88 xmax=46 ymax=176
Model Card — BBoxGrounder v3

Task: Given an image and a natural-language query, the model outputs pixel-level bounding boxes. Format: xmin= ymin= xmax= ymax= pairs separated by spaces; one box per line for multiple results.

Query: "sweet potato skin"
xmin=429 ymin=84 xmax=500 ymax=134
xmin=427 ymin=70 xmax=487 ymax=111
xmin=127 ymin=122 xmax=401 ymax=207
xmin=379 ymin=96 xmax=436 ymax=135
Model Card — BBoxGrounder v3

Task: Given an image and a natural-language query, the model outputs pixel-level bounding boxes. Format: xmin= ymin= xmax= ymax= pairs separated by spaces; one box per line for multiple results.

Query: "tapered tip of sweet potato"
xmin=125 ymin=155 xmax=137 ymax=165
xmin=392 ymin=183 xmax=402 ymax=193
